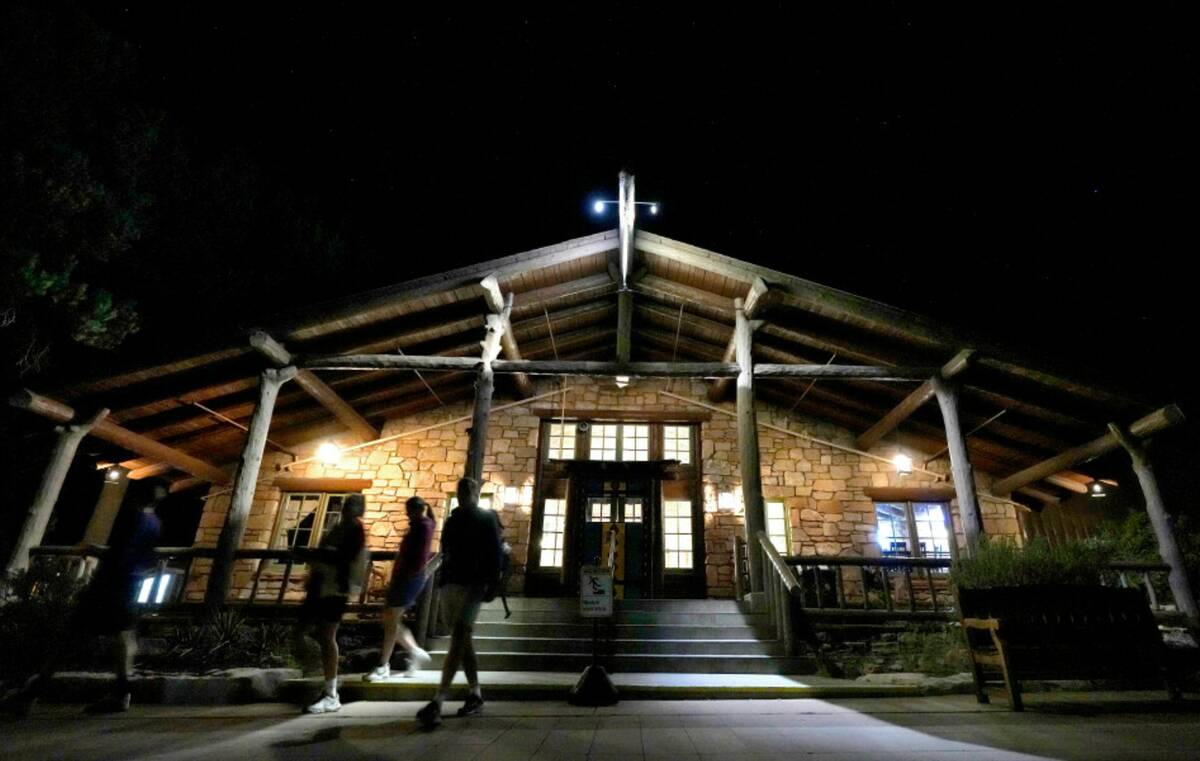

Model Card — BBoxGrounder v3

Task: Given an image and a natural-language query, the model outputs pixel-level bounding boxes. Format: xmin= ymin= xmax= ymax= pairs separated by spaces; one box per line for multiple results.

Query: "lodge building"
xmin=8 ymin=175 xmax=1193 ymax=672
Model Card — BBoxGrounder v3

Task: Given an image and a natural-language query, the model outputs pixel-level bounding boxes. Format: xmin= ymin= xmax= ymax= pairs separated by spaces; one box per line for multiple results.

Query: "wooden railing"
xmin=755 ymin=532 xmax=803 ymax=655
xmin=733 ymin=537 xmax=1183 ymax=623
xmin=26 ymin=545 xmax=447 ymax=637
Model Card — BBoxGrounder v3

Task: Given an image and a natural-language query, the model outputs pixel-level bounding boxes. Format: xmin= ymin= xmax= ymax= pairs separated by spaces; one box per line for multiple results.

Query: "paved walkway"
xmin=5 ymin=693 xmax=1197 ymax=760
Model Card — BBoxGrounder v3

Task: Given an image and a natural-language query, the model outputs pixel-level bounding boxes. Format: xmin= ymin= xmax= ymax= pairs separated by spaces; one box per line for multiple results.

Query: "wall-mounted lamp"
xmin=316 ymin=442 xmax=342 ymax=465
xmin=1086 ymin=479 xmax=1107 ymax=498
xmin=892 ymin=453 xmax=913 ymax=477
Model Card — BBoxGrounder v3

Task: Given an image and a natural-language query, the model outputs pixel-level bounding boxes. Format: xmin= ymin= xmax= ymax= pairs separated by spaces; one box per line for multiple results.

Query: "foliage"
xmin=950 ymin=536 xmax=1115 ymax=589
xmin=897 ymin=627 xmax=970 ymax=677
xmin=1091 ymin=510 xmax=1200 ymax=599
xmin=140 ymin=610 xmax=296 ymax=673
xmin=0 ymin=562 xmax=94 ymax=686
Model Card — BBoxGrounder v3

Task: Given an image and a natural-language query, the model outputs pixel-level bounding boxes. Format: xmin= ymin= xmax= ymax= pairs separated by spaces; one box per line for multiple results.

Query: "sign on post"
xmin=580 ymin=565 xmax=613 ymax=618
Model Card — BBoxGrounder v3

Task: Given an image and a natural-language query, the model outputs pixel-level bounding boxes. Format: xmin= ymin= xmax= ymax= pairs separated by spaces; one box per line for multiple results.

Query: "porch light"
xmin=615 ymin=375 xmax=630 ymax=388
xmin=105 ymin=467 xmax=123 ymax=483
xmin=503 ymin=485 xmax=521 ymax=506
xmin=316 ymin=441 xmax=341 ymax=465
xmin=892 ymin=453 xmax=913 ymax=477
xmin=1087 ymin=479 xmax=1107 ymax=498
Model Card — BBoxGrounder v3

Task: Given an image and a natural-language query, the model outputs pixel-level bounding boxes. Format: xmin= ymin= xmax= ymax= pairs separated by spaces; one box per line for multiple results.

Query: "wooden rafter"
xmin=480 ymin=274 xmax=534 ymax=396
xmin=855 ymin=350 xmax=975 ymax=450
xmin=250 ymin=331 xmax=379 ymax=442
xmin=10 ymin=390 xmax=230 ymax=484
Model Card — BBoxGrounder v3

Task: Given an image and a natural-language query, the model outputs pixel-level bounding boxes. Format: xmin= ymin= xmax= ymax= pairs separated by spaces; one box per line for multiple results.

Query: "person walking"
xmin=363 ymin=496 xmax=435 ymax=681
xmin=295 ymin=494 xmax=367 ymax=714
xmin=416 ymin=477 xmax=503 ymax=729
xmin=5 ymin=481 xmax=166 ymax=715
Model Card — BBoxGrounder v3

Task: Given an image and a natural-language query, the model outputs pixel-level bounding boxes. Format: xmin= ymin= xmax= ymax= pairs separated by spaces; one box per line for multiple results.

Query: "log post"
xmin=735 ymin=297 xmax=766 ymax=594
xmin=82 ymin=465 xmax=130 ymax=547
xmin=616 ymin=289 xmax=633 ymax=365
xmin=5 ymin=408 xmax=109 ymax=576
xmin=1108 ymin=423 xmax=1199 ymax=625
xmin=932 ymin=376 xmax=984 ymax=555
xmin=205 ymin=366 xmax=297 ymax=607
xmin=465 ymin=296 xmax=508 ymax=484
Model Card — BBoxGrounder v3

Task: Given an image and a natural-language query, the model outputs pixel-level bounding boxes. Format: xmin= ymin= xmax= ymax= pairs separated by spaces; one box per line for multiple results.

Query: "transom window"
xmin=765 ymin=501 xmax=789 ymax=554
xmin=624 ymin=500 xmax=643 ymax=523
xmin=875 ymin=502 xmax=953 ymax=558
xmin=546 ymin=422 xmax=575 ymax=459
xmin=539 ymin=498 xmax=567 ymax=567
xmin=272 ymin=492 xmax=354 ymax=552
xmin=589 ymin=424 xmax=619 ymax=460
xmin=621 ymin=425 xmax=649 ymax=461
xmin=663 ymin=425 xmax=692 ymax=463
xmin=587 ymin=497 xmax=613 ymax=522
xmin=663 ymin=500 xmax=694 ymax=569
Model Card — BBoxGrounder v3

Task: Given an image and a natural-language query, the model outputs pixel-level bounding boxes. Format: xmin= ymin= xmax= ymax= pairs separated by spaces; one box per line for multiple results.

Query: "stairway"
xmin=426 ymin=597 xmax=817 ymax=674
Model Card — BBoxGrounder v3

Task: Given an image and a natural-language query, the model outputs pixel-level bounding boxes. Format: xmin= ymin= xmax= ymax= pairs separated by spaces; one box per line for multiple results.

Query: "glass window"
xmin=447 ymin=493 xmax=493 ymax=511
xmin=766 ymin=501 xmax=789 ymax=554
xmin=547 ymin=422 xmax=575 ymax=459
xmin=912 ymin=503 xmax=953 ymax=559
xmin=539 ymin=498 xmax=567 ymax=567
xmin=620 ymin=424 xmax=649 ymax=461
xmin=589 ymin=424 xmax=619 ymax=460
xmin=663 ymin=425 xmax=692 ymax=464
xmin=588 ymin=498 xmax=613 ymax=523
xmin=624 ymin=499 xmax=643 ymax=523
xmin=663 ymin=500 xmax=694 ymax=569
xmin=273 ymin=493 xmax=355 ymax=552
xmin=875 ymin=502 xmax=912 ymax=556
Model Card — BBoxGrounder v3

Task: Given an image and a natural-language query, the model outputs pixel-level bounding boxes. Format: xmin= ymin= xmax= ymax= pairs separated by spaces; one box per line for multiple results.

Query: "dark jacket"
xmin=395 ymin=515 xmax=435 ymax=578
xmin=438 ymin=505 xmax=503 ymax=587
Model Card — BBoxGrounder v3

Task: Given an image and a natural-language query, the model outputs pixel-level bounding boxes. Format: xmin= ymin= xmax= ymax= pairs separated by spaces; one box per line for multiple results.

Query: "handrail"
xmin=757 ymin=532 xmax=802 ymax=597
xmin=755 ymin=531 xmax=802 ymax=657
xmin=786 ymin=554 xmax=950 ymax=569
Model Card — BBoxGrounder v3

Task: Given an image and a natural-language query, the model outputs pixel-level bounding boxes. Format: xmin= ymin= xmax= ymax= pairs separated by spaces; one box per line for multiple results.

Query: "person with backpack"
xmin=416 ymin=477 xmax=503 ymax=729
xmin=363 ymin=496 xmax=435 ymax=681
xmin=295 ymin=493 xmax=367 ymax=714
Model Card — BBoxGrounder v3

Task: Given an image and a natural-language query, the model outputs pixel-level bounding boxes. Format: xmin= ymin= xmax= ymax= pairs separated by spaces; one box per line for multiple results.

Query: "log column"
xmin=205 ymin=366 xmax=296 ymax=607
xmin=1109 ymin=423 xmax=1199 ymax=625
xmin=932 ymin=376 xmax=984 ymax=555
xmin=82 ymin=466 xmax=130 ymax=547
xmin=735 ymin=297 xmax=766 ymax=594
xmin=5 ymin=408 xmax=109 ymax=576
xmin=465 ymin=296 xmax=509 ymax=485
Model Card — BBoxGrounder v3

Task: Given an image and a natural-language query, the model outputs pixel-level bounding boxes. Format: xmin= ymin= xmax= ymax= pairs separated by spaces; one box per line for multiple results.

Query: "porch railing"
xmin=734 ymin=536 xmax=1183 ymax=624
xmin=756 ymin=531 xmax=803 ymax=656
xmin=25 ymin=545 xmax=446 ymax=641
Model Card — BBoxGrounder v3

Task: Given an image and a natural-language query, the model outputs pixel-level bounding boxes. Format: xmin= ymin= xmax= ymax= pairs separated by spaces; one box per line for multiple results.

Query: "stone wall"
xmin=187 ymin=376 xmax=1024 ymax=601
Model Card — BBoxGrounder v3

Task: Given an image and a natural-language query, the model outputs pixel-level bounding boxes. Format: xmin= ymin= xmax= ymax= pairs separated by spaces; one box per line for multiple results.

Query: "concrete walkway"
xmin=5 ymin=692 xmax=1197 ymax=760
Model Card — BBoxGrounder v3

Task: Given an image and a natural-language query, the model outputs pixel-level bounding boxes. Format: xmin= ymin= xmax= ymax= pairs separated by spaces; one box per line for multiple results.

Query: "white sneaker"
xmin=305 ymin=692 xmax=341 ymax=714
xmin=363 ymin=665 xmax=390 ymax=682
xmin=404 ymin=647 xmax=432 ymax=677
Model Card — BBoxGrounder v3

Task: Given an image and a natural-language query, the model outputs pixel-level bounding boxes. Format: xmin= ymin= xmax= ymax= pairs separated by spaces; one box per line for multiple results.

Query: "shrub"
xmin=950 ymin=537 xmax=1114 ymax=589
xmin=0 ymin=562 xmax=103 ymax=687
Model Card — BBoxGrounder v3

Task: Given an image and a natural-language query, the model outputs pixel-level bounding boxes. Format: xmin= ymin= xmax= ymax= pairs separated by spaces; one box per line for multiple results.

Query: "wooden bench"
xmin=960 ymin=586 xmax=1181 ymax=711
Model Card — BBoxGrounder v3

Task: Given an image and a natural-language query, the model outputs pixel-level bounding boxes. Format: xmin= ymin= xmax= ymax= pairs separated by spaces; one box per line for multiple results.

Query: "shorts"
xmin=439 ymin=583 xmax=486 ymax=631
xmin=386 ymin=572 xmax=428 ymax=610
xmin=299 ymin=595 xmax=348 ymax=625
xmin=76 ymin=582 xmax=140 ymax=635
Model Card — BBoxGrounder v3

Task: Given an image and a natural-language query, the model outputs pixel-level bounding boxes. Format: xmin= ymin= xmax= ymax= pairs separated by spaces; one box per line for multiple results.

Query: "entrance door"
xmin=578 ymin=479 xmax=650 ymax=599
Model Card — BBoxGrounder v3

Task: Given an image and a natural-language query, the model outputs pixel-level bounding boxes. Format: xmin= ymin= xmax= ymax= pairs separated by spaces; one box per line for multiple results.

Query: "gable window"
xmin=874 ymin=502 xmax=953 ymax=558
xmin=663 ymin=425 xmax=692 ymax=463
xmin=765 ymin=501 xmax=790 ymax=554
xmin=272 ymin=492 xmax=354 ymax=552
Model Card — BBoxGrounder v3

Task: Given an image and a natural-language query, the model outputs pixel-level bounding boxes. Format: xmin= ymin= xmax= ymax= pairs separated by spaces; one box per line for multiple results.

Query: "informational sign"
xmin=580 ymin=565 xmax=614 ymax=618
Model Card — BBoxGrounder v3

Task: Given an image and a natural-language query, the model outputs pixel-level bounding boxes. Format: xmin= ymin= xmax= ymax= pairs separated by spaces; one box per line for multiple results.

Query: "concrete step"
xmin=488 ymin=597 xmax=745 ymax=613
xmin=429 ymin=635 xmax=783 ymax=656
xmin=423 ymin=652 xmax=816 ymax=674
xmin=472 ymin=621 xmax=772 ymax=640
xmin=475 ymin=609 xmax=767 ymax=626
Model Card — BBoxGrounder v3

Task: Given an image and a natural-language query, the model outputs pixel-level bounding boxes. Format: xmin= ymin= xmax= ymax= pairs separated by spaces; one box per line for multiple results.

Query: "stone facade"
xmin=186 ymin=377 xmax=1024 ymax=601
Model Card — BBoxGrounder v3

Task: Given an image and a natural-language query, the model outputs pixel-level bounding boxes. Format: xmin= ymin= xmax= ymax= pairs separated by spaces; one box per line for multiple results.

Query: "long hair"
xmin=406 ymin=495 xmax=436 ymax=527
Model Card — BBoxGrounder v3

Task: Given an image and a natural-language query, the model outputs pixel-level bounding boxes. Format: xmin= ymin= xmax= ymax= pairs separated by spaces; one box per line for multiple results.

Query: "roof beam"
xmin=855 ymin=350 xmax=975 ymax=450
xmin=10 ymin=389 xmax=231 ymax=484
xmin=250 ymin=331 xmax=379 ymax=442
xmin=992 ymin=405 xmax=1186 ymax=495
xmin=480 ymin=274 xmax=534 ymax=397
xmin=708 ymin=277 xmax=772 ymax=401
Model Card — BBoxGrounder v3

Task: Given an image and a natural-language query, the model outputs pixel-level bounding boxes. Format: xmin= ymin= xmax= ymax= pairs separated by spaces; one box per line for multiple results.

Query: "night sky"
xmin=13 ymin=5 xmax=1200 ymax=479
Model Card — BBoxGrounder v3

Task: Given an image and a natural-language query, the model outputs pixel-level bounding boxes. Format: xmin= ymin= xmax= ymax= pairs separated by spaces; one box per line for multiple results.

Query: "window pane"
xmin=590 ymin=424 xmax=618 ymax=460
xmin=765 ymin=501 xmax=789 ymax=553
xmin=624 ymin=500 xmax=643 ymax=523
xmin=539 ymin=498 xmax=567 ymax=567
xmin=278 ymin=494 xmax=321 ymax=550
xmin=913 ymin=502 xmax=952 ymax=559
xmin=620 ymin=424 xmax=649 ymax=461
xmin=662 ymin=500 xmax=694 ymax=569
xmin=547 ymin=423 xmax=575 ymax=459
xmin=663 ymin=425 xmax=691 ymax=464
xmin=875 ymin=502 xmax=911 ymax=556
xmin=318 ymin=495 xmax=346 ymax=543
xmin=588 ymin=498 xmax=612 ymax=523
